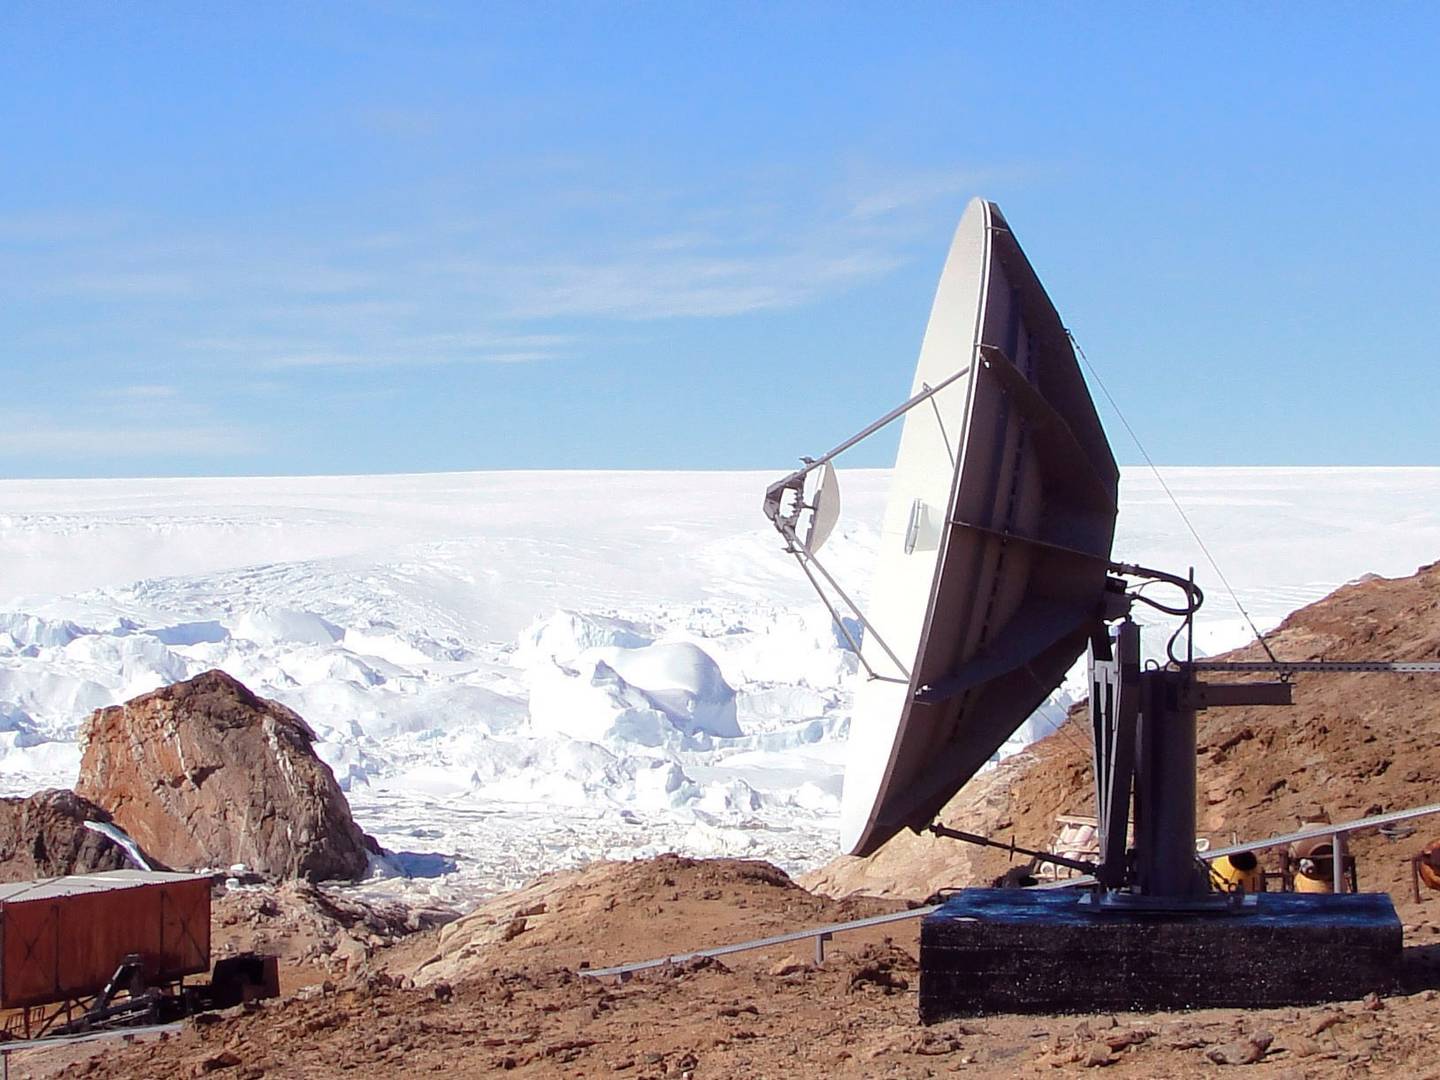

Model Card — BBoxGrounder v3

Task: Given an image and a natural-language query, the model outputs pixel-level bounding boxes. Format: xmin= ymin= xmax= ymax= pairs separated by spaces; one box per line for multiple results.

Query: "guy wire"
xmin=1066 ymin=330 xmax=1280 ymax=665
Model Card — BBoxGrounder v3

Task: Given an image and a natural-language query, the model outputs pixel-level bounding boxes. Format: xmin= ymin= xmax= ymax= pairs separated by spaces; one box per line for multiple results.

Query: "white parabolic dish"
xmin=839 ymin=198 xmax=1120 ymax=857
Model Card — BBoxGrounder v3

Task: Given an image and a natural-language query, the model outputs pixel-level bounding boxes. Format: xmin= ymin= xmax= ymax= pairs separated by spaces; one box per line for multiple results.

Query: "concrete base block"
xmin=920 ymin=888 xmax=1401 ymax=1022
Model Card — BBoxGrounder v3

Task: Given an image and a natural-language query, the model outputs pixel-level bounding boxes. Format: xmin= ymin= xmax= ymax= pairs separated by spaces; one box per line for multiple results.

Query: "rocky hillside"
xmin=411 ymin=853 xmax=905 ymax=989
xmin=75 ymin=669 xmax=377 ymax=881
xmin=807 ymin=560 xmax=1440 ymax=902
xmin=0 ymin=788 xmax=144 ymax=882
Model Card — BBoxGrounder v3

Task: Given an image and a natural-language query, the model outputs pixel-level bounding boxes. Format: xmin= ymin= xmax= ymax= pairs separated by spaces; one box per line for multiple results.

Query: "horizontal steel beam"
xmin=0 ymin=1022 xmax=182 ymax=1056
xmin=1189 ymin=681 xmax=1293 ymax=709
xmin=1189 ymin=660 xmax=1440 ymax=674
xmin=579 ymin=904 xmax=938 ymax=979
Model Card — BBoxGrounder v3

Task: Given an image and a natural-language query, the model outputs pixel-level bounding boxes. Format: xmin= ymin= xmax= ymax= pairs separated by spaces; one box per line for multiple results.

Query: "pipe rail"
xmin=578 ymin=905 xmax=938 ymax=980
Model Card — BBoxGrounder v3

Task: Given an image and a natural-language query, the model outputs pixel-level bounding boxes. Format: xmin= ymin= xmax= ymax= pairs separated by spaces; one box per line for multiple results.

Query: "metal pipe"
xmin=792 ymin=543 xmax=911 ymax=683
xmin=814 ymin=932 xmax=831 ymax=965
xmin=805 ymin=362 xmax=974 ymax=474
xmin=763 ymin=361 xmax=976 ymax=528
xmin=927 ymin=822 xmax=1097 ymax=875
xmin=1188 ymin=660 xmax=1440 ymax=674
xmin=580 ymin=905 xmax=939 ymax=980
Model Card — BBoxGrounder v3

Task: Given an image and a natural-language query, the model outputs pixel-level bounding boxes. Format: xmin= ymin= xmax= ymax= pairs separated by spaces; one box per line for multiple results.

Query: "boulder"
xmin=0 ymin=788 xmax=142 ymax=882
xmin=75 ymin=669 xmax=375 ymax=882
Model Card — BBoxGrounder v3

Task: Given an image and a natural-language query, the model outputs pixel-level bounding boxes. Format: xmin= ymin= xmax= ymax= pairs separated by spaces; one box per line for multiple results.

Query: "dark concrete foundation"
xmin=920 ymin=888 xmax=1401 ymax=1022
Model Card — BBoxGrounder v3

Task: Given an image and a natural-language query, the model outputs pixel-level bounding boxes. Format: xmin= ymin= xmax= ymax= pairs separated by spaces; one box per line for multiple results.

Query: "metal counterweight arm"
xmin=780 ymin=522 xmax=911 ymax=683
xmin=927 ymin=822 xmax=1098 ymax=875
xmin=1189 ymin=660 xmax=1440 ymax=674
xmin=760 ymin=358 xmax=977 ymax=684
xmin=762 ymin=360 xmax=974 ymax=530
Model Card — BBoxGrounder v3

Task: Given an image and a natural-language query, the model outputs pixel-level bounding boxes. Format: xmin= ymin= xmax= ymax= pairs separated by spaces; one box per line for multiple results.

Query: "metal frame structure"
xmin=1064 ymin=577 xmax=1440 ymax=909
xmin=763 ymin=361 xmax=976 ymax=684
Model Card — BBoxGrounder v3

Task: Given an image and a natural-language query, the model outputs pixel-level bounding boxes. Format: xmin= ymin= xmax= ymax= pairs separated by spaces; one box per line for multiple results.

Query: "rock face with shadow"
xmin=0 ymin=788 xmax=144 ymax=882
xmin=76 ymin=669 xmax=377 ymax=882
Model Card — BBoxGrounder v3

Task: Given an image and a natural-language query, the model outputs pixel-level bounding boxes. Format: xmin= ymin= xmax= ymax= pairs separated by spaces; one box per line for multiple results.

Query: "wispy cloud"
xmin=491 ymin=249 xmax=903 ymax=320
xmin=0 ymin=421 xmax=253 ymax=459
xmin=99 ymin=384 xmax=181 ymax=402
xmin=255 ymin=328 xmax=573 ymax=370
xmin=847 ymin=172 xmax=978 ymax=221
xmin=843 ymin=163 xmax=1043 ymax=221
xmin=261 ymin=347 xmax=560 ymax=369
xmin=45 ymin=271 xmax=195 ymax=297
xmin=3 ymin=159 xmax=994 ymax=388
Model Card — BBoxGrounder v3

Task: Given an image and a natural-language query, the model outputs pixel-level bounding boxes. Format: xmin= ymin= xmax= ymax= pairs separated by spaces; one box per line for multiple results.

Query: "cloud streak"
xmin=2 ymin=159 xmax=990 ymax=398
xmin=0 ymin=422 xmax=254 ymax=460
xmin=490 ymin=249 xmax=903 ymax=320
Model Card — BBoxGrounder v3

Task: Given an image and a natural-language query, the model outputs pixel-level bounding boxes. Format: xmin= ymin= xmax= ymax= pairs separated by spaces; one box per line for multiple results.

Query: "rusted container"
xmin=0 ymin=870 xmax=211 ymax=1009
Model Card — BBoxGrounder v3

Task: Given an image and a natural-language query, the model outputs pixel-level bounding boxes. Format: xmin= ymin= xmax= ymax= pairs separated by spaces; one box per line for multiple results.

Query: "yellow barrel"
xmin=1291 ymin=836 xmax=1336 ymax=893
xmin=1418 ymin=840 xmax=1440 ymax=892
xmin=1211 ymin=851 xmax=1262 ymax=893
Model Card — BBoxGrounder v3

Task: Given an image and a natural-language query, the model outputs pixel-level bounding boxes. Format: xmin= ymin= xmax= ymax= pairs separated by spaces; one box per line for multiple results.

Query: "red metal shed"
xmin=0 ymin=870 xmax=211 ymax=1009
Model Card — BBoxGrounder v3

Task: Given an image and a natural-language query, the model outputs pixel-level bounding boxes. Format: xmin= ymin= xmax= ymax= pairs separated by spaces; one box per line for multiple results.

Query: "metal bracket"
xmin=1185 ymin=681 xmax=1293 ymax=710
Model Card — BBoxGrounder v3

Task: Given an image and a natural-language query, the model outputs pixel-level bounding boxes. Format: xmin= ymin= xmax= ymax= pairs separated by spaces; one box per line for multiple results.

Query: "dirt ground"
xmin=6 ymin=853 xmax=1440 ymax=1080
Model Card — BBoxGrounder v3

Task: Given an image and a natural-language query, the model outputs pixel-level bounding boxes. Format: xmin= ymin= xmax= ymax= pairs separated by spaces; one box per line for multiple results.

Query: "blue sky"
xmin=2 ymin=3 xmax=1437 ymax=477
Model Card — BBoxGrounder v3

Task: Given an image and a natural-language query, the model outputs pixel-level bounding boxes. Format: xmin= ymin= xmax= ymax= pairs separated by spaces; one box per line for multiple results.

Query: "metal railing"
xmin=579 ymin=905 xmax=938 ymax=980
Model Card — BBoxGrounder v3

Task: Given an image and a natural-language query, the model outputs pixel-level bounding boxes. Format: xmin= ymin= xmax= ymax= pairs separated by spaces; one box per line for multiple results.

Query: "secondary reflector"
xmin=841 ymin=198 xmax=1119 ymax=857
xmin=803 ymin=462 xmax=841 ymax=554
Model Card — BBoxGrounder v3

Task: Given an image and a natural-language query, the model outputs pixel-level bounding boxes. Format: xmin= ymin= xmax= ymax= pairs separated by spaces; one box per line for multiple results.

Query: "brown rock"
xmin=0 ymin=788 xmax=153 ymax=882
xmin=909 ymin=1032 xmax=964 ymax=1056
xmin=196 ymin=1049 xmax=242 ymax=1073
xmin=1104 ymin=1028 xmax=1153 ymax=1051
xmin=501 ymin=916 xmax=528 ymax=941
xmin=1081 ymin=1042 xmax=1114 ymax=1067
xmin=75 ymin=670 xmax=375 ymax=881
xmin=848 ymin=961 xmax=909 ymax=993
xmin=1205 ymin=1031 xmax=1274 ymax=1066
xmin=767 ymin=954 xmax=812 ymax=977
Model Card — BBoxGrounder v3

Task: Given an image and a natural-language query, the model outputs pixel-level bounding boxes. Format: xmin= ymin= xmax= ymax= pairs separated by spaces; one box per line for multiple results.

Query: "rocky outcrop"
xmin=0 ymin=788 xmax=144 ymax=882
xmin=76 ymin=669 xmax=376 ymax=882
xmin=411 ymin=854 xmax=902 ymax=988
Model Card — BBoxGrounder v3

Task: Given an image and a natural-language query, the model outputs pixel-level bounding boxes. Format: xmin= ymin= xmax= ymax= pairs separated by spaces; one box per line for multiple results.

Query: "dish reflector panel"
xmin=840 ymin=198 xmax=1119 ymax=857
xmin=803 ymin=462 xmax=841 ymax=554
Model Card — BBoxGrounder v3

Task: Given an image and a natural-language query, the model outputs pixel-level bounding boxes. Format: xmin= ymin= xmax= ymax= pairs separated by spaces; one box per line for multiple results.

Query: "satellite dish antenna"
xmin=765 ymin=197 xmax=1121 ymax=855
xmin=841 ymin=198 xmax=1120 ymax=856
xmin=767 ymin=194 xmax=1440 ymax=1018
